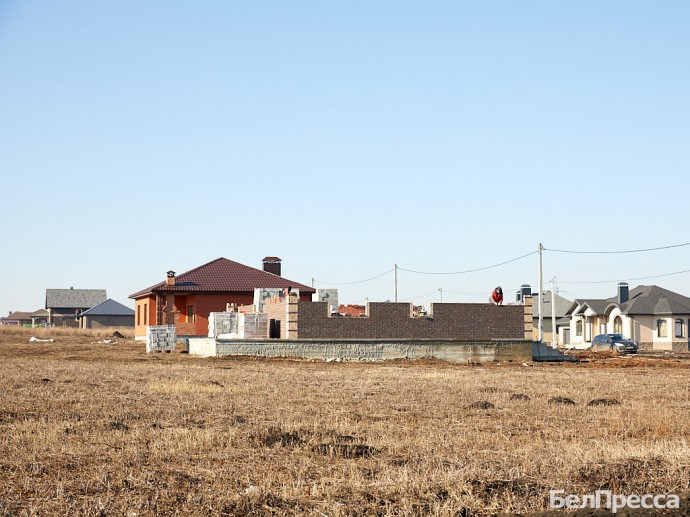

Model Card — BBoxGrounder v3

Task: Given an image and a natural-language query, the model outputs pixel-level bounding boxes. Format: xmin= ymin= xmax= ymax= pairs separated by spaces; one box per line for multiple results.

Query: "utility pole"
xmin=551 ymin=277 xmax=557 ymax=349
xmin=439 ymin=287 xmax=443 ymax=303
xmin=311 ymin=277 xmax=315 ymax=288
xmin=538 ymin=243 xmax=544 ymax=343
xmin=394 ymin=264 xmax=398 ymax=303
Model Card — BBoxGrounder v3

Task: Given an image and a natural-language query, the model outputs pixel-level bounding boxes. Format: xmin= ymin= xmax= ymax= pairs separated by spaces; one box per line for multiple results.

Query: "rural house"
xmin=0 ymin=309 xmax=48 ymax=327
xmin=129 ymin=257 xmax=315 ymax=339
xmin=75 ymin=299 xmax=135 ymax=329
xmin=566 ymin=282 xmax=690 ymax=351
xmin=45 ymin=288 xmax=107 ymax=327
xmin=528 ymin=289 xmax=573 ymax=347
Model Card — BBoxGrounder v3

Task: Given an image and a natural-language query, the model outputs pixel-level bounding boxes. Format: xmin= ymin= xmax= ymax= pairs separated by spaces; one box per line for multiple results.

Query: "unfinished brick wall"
xmin=263 ymin=294 xmax=300 ymax=339
xmin=296 ymin=302 xmax=527 ymax=340
xmin=264 ymin=297 xmax=287 ymax=339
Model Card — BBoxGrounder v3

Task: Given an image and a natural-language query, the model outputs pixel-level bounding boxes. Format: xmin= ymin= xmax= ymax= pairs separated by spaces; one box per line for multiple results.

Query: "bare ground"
xmin=1 ymin=328 xmax=689 ymax=516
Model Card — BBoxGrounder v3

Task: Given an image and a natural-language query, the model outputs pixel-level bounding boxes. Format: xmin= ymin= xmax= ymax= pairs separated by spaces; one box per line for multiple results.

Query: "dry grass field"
xmin=1 ymin=327 xmax=689 ymax=516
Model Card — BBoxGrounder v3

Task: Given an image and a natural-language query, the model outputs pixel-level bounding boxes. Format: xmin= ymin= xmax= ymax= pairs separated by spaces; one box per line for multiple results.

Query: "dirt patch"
xmin=263 ymin=431 xmax=304 ymax=448
xmin=576 ymin=457 xmax=668 ymax=492
xmin=109 ymin=421 xmax=129 ymax=431
xmin=588 ymin=398 xmax=621 ymax=407
xmin=548 ymin=396 xmax=576 ymax=406
xmin=466 ymin=400 xmax=495 ymax=410
xmin=311 ymin=443 xmax=377 ymax=458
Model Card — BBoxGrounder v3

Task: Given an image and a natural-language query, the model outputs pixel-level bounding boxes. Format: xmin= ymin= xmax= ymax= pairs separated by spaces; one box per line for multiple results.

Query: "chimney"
xmin=516 ymin=284 xmax=532 ymax=303
xmin=166 ymin=270 xmax=176 ymax=286
xmin=262 ymin=257 xmax=282 ymax=276
xmin=617 ymin=282 xmax=629 ymax=304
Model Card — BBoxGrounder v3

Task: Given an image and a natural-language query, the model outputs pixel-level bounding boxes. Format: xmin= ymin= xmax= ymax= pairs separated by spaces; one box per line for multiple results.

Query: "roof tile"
xmin=130 ymin=257 xmax=315 ymax=299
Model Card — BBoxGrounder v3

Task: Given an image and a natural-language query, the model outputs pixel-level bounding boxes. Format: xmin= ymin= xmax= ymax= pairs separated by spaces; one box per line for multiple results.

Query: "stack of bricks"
xmin=286 ymin=292 xmax=299 ymax=339
xmin=208 ymin=312 xmax=239 ymax=338
xmin=146 ymin=324 xmax=176 ymax=352
xmin=239 ymin=313 xmax=269 ymax=339
xmin=523 ymin=295 xmax=533 ymax=340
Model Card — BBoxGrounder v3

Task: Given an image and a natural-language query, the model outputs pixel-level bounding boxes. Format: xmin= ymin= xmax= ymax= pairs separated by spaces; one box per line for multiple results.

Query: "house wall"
xmin=295 ymin=302 xmax=527 ymax=340
xmin=134 ymin=292 xmax=309 ymax=338
xmin=634 ymin=314 xmax=690 ymax=352
xmin=82 ymin=315 xmax=135 ymax=329
xmin=49 ymin=309 xmax=83 ymax=328
xmin=134 ymin=296 xmax=157 ymax=337
xmin=568 ymin=314 xmax=607 ymax=347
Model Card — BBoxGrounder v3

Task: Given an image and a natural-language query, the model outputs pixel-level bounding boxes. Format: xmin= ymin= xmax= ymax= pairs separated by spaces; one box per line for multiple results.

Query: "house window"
xmin=613 ymin=316 xmax=622 ymax=334
xmin=576 ymin=320 xmax=583 ymax=336
xmin=675 ymin=319 xmax=684 ymax=338
xmin=137 ymin=305 xmax=140 ymax=326
xmin=187 ymin=305 xmax=195 ymax=323
xmin=144 ymin=303 xmax=148 ymax=325
xmin=657 ymin=319 xmax=668 ymax=338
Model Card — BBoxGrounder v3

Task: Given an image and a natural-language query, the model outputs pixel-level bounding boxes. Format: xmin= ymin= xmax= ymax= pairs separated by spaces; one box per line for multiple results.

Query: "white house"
xmin=566 ymin=283 xmax=690 ymax=352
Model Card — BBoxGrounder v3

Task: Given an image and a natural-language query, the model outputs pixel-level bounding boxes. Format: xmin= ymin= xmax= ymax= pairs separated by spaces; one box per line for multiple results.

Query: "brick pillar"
xmin=285 ymin=292 xmax=299 ymax=339
xmin=162 ymin=294 xmax=179 ymax=326
xmin=523 ymin=295 xmax=533 ymax=340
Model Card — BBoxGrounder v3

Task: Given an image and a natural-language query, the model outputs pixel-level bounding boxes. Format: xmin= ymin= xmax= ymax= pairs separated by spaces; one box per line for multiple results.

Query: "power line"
xmin=559 ymin=268 xmax=690 ymax=285
xmin=399 ymin=289 xmax=441 ymax=302
xmin=444 ymin=285 xmax=523 ymax=296
xmin=312 ymin=269 xmax=393 ymax=286
xmin=398 ymin=251 xmax=537 ymax=275
xmin=544 ymin=242 xmax=690 ymax=254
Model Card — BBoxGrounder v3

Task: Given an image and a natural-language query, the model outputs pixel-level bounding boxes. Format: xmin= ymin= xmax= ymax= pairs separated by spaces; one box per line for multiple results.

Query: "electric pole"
xmin=538 ymin=243 xmax=544 ymax=343
xmin=394 ymin=264 xmax=398 ymax=303
xmin=551 ymin=277 xmax=557 ymax=349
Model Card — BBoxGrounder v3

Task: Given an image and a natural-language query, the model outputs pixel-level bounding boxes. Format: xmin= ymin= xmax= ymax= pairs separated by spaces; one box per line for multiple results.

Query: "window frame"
xmin=657 ymin=318 xmax=668 ymax=338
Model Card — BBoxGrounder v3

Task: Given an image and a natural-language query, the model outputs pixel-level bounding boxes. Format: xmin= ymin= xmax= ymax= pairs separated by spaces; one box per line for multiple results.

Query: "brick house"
xmin=129 ymin=257 xmax=315 ymax=339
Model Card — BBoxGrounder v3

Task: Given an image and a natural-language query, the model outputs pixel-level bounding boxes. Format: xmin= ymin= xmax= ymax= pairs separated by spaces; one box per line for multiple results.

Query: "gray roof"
xmin=532 ymin=291 xmax=573 ymax=319
xmin=567 ymin=285 xmax=690 ymax=316
xmin=79 ymin=299 xmax=134 ymax=317
xmin=45 ymin=289 xmax=107 ymax=309
xmin=618 ymin=285 xmax=690 ymax=315
xmin=566 ymin=298 xmax=609 ymax=315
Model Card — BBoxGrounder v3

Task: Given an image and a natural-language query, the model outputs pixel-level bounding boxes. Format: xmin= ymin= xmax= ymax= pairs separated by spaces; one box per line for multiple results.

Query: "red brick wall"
xmin=338 ymin=304 xmax=366 ymax=317
xmin=296 ymin=302 xmax=526 ymax=340
xmin=264 ymin=297 xmax=287 ymax=339
xmin=134 ymin=293 xmax=255 ymax=337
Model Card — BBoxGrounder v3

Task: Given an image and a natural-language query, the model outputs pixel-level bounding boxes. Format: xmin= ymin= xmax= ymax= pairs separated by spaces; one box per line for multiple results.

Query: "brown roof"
xmin=129 ymin=257 xmax=315 ymax=299
xmin=3 ymin=311 xmax=34 ymax=321
xmin=262 ymin=256 xmax=281 ymax=262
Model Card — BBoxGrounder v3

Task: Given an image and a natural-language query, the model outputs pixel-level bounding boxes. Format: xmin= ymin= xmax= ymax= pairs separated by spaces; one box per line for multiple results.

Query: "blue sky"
xmin=1 ymin=1 xmax=689 ymax=315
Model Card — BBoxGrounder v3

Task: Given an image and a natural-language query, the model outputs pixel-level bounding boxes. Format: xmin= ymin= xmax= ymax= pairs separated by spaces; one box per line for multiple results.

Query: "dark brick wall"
xmin=297 ymin=302 xmax=525 ymax=340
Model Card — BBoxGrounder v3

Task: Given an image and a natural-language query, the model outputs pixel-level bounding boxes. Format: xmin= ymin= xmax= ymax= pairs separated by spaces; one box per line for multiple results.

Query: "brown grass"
xmin=0 ymin=328 xmax=689 ymax=516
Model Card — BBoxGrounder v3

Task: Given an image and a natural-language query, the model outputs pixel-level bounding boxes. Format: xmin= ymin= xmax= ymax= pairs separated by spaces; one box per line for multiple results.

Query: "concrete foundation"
xmin=187 ymin=338 xmax=532 ymax=363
